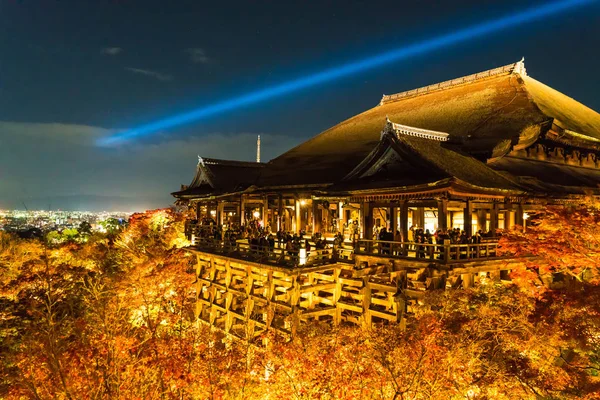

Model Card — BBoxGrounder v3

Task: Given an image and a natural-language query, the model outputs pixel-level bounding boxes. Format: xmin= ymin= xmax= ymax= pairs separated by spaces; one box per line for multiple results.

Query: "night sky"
xmin=1 ymin=0 xmax=599 ymax=211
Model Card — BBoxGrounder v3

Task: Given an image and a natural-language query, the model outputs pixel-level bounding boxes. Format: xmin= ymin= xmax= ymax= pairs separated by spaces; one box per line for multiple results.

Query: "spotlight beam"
xmin=98 ymin=0 xmax=596 ymax=146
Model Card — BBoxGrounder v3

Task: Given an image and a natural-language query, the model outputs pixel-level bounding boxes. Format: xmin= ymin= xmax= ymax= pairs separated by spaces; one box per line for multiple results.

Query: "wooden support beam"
xmin=414 ymin=207 xmax=425 ymax=229
xmin=312 ymin=200 xmax=321 ymax=234
xmin=504 ymin=200 xmax=513 ymax=230
xmin=489 ymin=202 xmax=499 ymax=236
xmin=295 ymin=199 xmax=301 ymax=234
xmin=239 ymin=195 xmax=245 ymax=227
xmin=437 ymin=198 xmax=448 ymax=232
xmin=515 ymin=201 xmax=524 ymax=227
xmin=277 ymin=194 xmax=283 ymax=231
xmin=399 ymin=200 xmax=409 ymax=243
xmin=362 ymin=277 xmax=372 ymax=328
xmin=476 ymin=209 xmax=486 ymax=233
xmin=262 ymin=195 xmax=269 ymax=230
xmin=390 ymin=204 xmax=398 ymax=234
xmin=464 ymin=200 xmax=473 ymax=237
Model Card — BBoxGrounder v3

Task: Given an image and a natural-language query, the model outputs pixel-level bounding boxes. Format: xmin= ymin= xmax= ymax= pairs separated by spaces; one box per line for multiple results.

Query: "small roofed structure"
xmin=173 ymin=58 xmax=600 ymax=243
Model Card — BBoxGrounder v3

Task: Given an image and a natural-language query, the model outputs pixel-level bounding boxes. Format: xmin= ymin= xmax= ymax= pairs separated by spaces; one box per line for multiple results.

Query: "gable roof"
xmin=173 ymin=157 xmax=265 ymax=198
xmin=335 ymin=120 xmax=521 ymax=193
xmin=262 ymin=59 xmax=600 ymax=187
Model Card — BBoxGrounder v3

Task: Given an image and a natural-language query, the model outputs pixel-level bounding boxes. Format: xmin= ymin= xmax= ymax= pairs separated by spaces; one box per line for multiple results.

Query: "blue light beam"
xmin=98 ymin=0 xmax=596 ymax=146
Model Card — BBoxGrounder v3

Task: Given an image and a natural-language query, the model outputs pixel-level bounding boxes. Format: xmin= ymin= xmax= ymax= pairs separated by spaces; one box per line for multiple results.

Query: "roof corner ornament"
xmin=379 ymin=95 xmax=386 ymax=106
xmin=514 ymin=57 xmax=527 ymax=77
xmin=197 ymin=155 xmax=205 ymax=166
xmin=381 ymin=117 xmax=394 ymax=139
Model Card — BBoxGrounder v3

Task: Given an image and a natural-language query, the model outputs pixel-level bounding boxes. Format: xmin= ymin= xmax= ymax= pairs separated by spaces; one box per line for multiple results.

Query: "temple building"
xmin=174 ymin=59 xmax=600 ymax=240
xmin=173 ymin=59 xmax=600 ymax=339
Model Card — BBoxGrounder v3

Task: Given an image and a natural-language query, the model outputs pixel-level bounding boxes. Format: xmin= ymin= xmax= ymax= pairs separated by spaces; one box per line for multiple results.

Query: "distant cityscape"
xmin=0 ymin=209 xmax=132 ymax=236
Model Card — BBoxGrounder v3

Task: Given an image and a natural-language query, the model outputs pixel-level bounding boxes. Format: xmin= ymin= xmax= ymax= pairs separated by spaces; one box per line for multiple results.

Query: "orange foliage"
xmin=0 ymin=207 xmax=599 ymax=399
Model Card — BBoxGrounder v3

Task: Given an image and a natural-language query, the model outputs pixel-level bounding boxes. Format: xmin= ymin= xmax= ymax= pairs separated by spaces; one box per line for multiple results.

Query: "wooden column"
xmin=504 ymin=200 xmax=513 ymax=230
xmin=363 ymin=201 xmax=374 ymax=240
xmin=338 ymin=201 xmax=344 ymax=234
xmin=262 ymin=196 xmax=269 ymax=229
xmin=414 ymin=207 xmax=425 ymax=229
xmin=217 ymin=201 xmax=225 ymax=226
xmin=390 ymin=204 xmax=398 ymax=234
xmin=437 ymin=198 xmax=448 ymax=232
xmin=489 ymin=202 xmax=499 ymax=236
xmin=463 ymin=200 xmax=473 ymax=237
xmin=277 ymin=194 xmax=283 ymax=231
xmin=515 ymin=201 xmax=524 ymax=227
xmin=295 ymin=199 xmax=301 ymax=234
xmin=239 ymin=195 xmax=246 ymax=227
xmin=399 ymin=200 xmax=409 ymax=242
xmin=312 ymin=200 xmax=321 ymax=234
xmin=476 ymin=209 xmax=486 ymax=233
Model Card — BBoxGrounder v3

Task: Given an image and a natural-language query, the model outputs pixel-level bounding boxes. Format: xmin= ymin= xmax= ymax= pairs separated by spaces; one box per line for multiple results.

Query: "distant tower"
xmin=256 ymin=135 xmax=261 ymax=163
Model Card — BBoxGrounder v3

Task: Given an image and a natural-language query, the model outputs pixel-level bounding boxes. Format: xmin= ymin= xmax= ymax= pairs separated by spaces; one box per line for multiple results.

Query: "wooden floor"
xmin=192 ymin=248 xmax=525 ymax=341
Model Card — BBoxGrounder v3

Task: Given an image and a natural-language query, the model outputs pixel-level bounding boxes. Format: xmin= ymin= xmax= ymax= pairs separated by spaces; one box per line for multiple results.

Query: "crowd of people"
xmin=375 ymin=225 xmax=496 ymax=258
xmin=187 ymin=218 xmax=342 ymax=262
xmin=186 ymin=217 xmax=496 ymax=263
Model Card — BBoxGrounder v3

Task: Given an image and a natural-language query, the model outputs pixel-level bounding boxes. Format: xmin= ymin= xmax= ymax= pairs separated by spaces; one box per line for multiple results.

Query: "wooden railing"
xmin=354 ymin=239 xmax=502 ymax=262
xmin=195 ymin=238 xmax=295 ymax=266
xmin=191 ymin=226 xmax=505 ymax=266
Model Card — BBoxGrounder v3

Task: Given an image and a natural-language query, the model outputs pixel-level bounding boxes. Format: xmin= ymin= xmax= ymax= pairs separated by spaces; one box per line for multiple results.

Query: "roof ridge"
xmin=379 ymin=58 xmax=526 ymax=106
xmin=200 ymin=157 xmax=266 ymax=167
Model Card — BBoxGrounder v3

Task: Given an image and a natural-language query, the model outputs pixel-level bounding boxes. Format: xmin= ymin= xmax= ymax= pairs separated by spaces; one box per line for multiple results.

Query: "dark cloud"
xmin=0 ymin=121 xmax=300 ymax=211
xmin=185 ymin=48 xmax=210 ymax=64
xmin=125 ymin=67 xmax=174 ymax=82
xmin=101 ymin=47 xmax=123 ymax=56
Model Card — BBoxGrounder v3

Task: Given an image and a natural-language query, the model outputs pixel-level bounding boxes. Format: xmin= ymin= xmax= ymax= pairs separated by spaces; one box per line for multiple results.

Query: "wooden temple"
xmin=173 ymin=59 xmax=600 ymax=340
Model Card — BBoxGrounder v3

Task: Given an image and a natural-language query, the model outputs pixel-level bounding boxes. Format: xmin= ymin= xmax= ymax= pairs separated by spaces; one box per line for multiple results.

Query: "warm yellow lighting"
xmin=299 ymin=248 xmax=307 ymax=265
xmin=253 ymin=211 xmax=260 ymax=218
xmin=210 ymin=210 xmax=216 ymax=216
xmin=228 ymin=212 xmax=233 ymax=216
xmin=523 ymin=212 xmax=529 ymax=220
xmin=300 ymin=200 xmax=306 ymax=206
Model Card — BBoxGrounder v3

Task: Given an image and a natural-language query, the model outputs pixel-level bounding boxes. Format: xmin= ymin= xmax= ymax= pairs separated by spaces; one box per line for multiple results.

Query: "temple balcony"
xmin=188 ymin=236 xmax=508 ymax=269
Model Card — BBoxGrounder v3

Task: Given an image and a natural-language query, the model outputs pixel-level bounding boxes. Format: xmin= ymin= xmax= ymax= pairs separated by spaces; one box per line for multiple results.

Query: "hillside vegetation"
xmin=0 ymin=207 xmax=599 ymax=399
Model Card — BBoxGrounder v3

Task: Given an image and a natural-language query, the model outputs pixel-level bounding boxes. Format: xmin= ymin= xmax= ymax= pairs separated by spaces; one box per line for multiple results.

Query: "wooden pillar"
xmin=504 ymin=200 xmax=512 ymax=230
xmin=195 ymin=202 xmax=202 ymax=219
xmin=363 ymin=201 xmax=374 ymax=240
xmin=277 ymin=194 xmax=283 ymax=231
xmin=323 ymin=203 xmax=329 ymax=234
xmin=338 ymin=201 xmax=344 ymax=234
xmin=239 ymin=195 xmax=245 ymax=227
xmin=489 ymin=202 xmax=499 ymax=236
xmin=463 ymin=200 xmax=473 ymax=237
xmin=262 ymin=196 xmax=269 ymax=229
xmin=362 ymin=277 xmax=372 ymax=329
xmin=399 ymin=200 xmax=409 ymax=242
xmin=476 ymin=209 xmax=486 ymax=233
xmin=414 ymin=207 xmax=425 ymax=229
xmin=390 ymin=204 xmax=398 ymax=234
xmin=312 ymin=200 xmax=321 ymax=234
xmin=217 ymin=201 xmax=225 ymax=226
xmin=437 ymin=198 xmax=448 ymax=232
xmin=515 ymin=201 xmax=524 ymax=227
xmin=295 ymin=199 xmax=301 ymax=234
